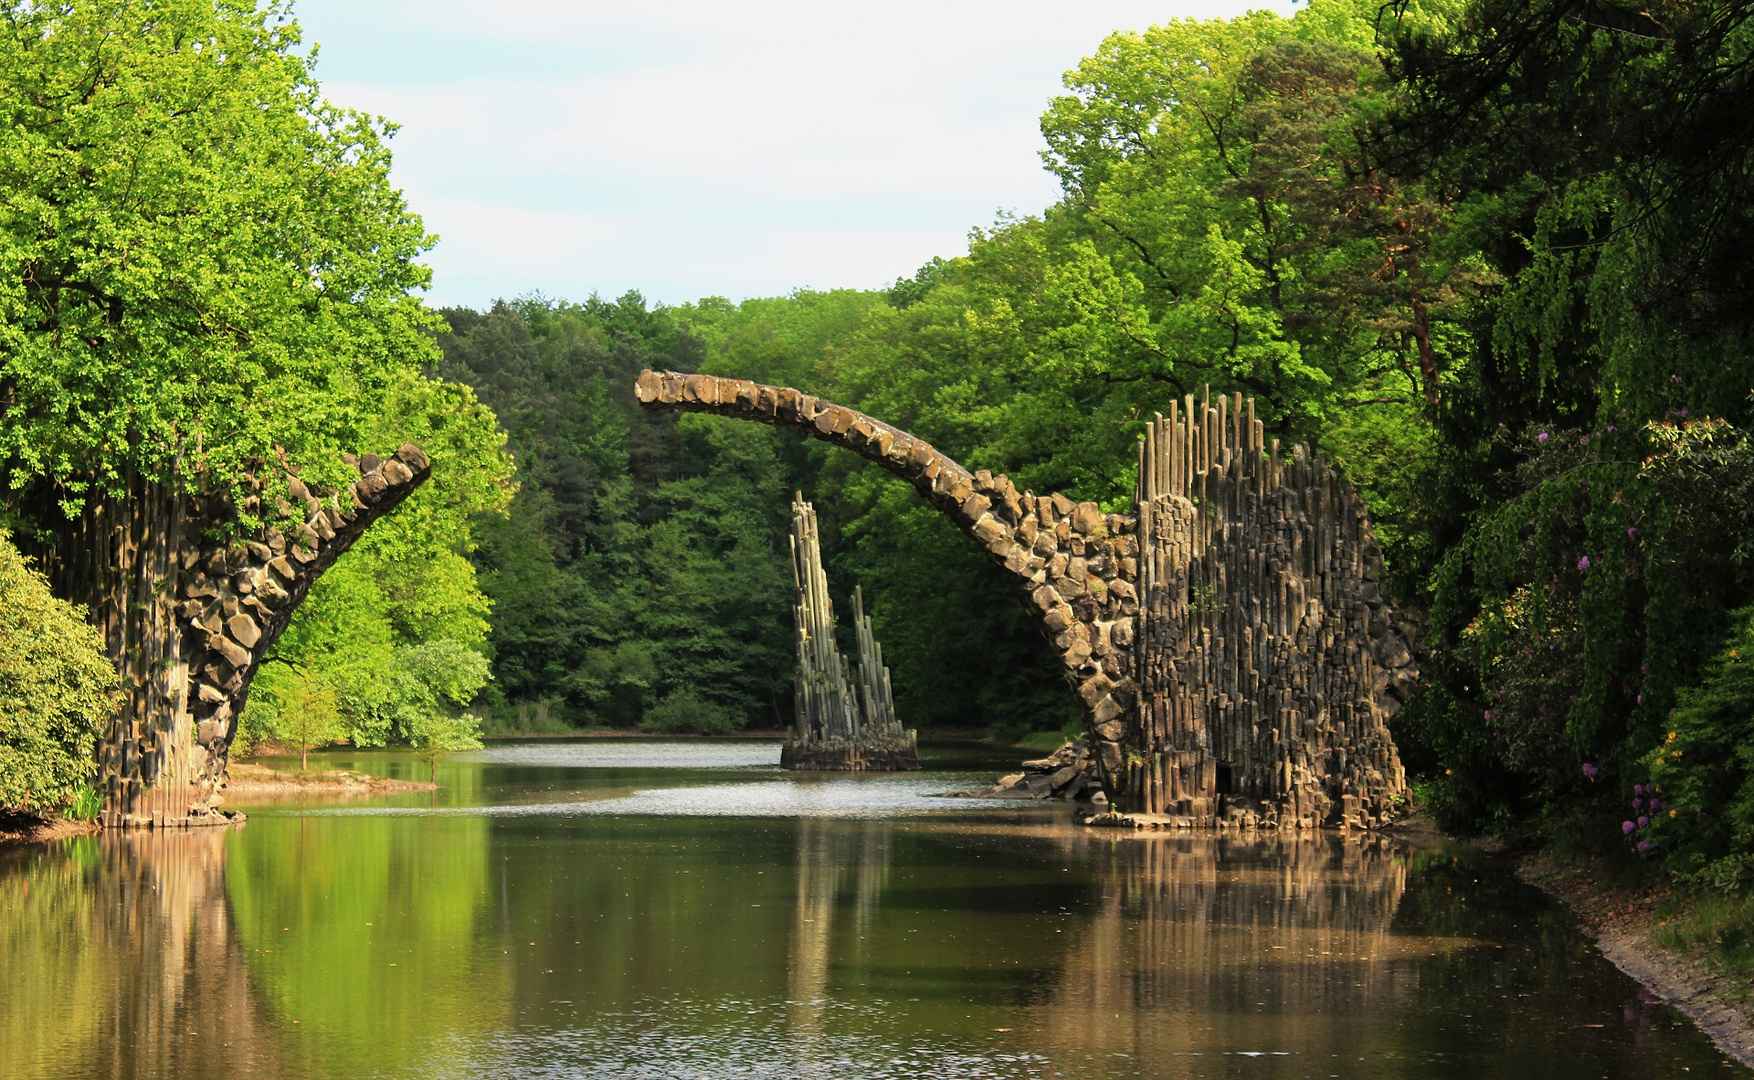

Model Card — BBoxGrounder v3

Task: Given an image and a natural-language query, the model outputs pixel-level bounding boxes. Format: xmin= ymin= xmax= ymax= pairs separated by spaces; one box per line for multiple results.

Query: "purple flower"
xmin=1583 ymin=763 xmax=1600 ymax=779
xmin=1637 ymin=694 xmax=1644 ymax=705
xmin=1651 ymin=799 xmax=1665 ymax=812
xmin=1623 ymin=820 xmax=1637 ymax=835
xmin=1538 ymin=431 xmax=1550 ymax=443
xmin=1637 ymin=840 xmax=1654 ymax=855
xmin=1608 ymin=425 xmax=1616 ymax=432
xmin=1484 ymin=709 xmax=1494 ymax=719
xmin=1579 ymin=555 xmax=1592 ymax=571
xmin=1635 ymin=784 xmax=1645 ymax=795
xmin=1681 ymin=407 xmax=1690 ymax=417
xmin=1634 ymin=797 xmax=1645 ymax=811
xmin=1638 ymin=815 xmax=1650 ymax=828
xmin=1672 ymin=374 xmax=1684 ymax=383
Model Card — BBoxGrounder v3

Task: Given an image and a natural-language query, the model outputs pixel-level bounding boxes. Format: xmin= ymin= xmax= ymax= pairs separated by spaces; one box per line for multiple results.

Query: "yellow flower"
xmin=1671 ymin=810 xmax=1678 ymax=818
xmin=1668 ymin=731 xmax=1678 ymax=743
xmin=1445 ymin=769 xmax=1452 ymax=775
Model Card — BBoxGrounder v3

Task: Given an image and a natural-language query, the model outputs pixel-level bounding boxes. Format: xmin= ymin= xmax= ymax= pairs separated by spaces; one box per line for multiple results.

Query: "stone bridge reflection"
xmin=0 ymin=828 xmax=280 ymax=1079
xmin=0 ymin=811 xmax=1712 ymax=1078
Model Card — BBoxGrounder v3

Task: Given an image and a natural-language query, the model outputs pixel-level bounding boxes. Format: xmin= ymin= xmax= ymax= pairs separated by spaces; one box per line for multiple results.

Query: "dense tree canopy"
xmin=0 ymin=1 xmax=512 ymax=774
xmin=0 ymin=0 xmax=440 ymax=523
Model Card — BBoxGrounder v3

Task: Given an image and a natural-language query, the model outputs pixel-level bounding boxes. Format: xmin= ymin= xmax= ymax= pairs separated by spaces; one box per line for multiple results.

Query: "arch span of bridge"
xmin=636 ymin=369 xmax=1415 ymax=827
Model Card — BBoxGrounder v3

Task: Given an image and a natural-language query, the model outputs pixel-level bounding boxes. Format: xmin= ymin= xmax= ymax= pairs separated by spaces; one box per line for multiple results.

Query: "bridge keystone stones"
xmin=636 ymin=369 xmax=1415 ymax=828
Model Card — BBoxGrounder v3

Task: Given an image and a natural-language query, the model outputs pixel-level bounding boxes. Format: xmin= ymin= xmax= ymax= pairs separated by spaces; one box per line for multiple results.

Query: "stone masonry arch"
xmin=636 ymin=370 xmax=1417 ymax=827
xmin=24 ymin=447 xmax=432 ymax=827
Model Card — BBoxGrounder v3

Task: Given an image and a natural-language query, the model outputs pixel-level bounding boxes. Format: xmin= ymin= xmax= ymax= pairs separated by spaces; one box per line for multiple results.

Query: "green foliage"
xmin=247 ymin=666 xmax=347 ymax=771
xmin=63 ymin=785 xmax=102 ymax=822
xmin=1379 ymin=0 xmax=1754 ymax=850
xmin=1638 ymin=603 xmax=1754 ymax=881
xmin=638 ymin=689 xmax=741 ymax=736
xmin=0 ymin=530 xmax=118 ymax=812
xmin=237 ymin=366 xmax=512 ymax=753
xmin=0 ymin=0 xmax=439 ymax=527
xmin=397 ymin=640 xmax=488 ymax=778
xmin=437 ymin=296 xmax=793 ymax=732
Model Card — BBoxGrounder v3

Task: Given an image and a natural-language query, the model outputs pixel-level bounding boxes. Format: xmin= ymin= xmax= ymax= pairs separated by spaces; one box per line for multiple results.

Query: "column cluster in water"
xmin=783 ymin=492 xmax=917 ymax=771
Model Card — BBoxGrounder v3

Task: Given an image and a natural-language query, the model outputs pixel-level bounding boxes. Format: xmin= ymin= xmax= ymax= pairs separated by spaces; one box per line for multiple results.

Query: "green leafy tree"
xmin=249 ymin=666 xmax=347 ymax=772
xmin=437 ymin=297 xmax=793 ymax=732
xmin=391 ymin=641 xmax=489 ymax=781
xmin=0 ymin=531 xmax=118 ymax=812
xmin=0 ymin=0 xmax=439 ymax=511
xmin=1376 ymin=0 xmax=1754 ymax=838
xmin=238 ymin=369 xmax=513 ymax=751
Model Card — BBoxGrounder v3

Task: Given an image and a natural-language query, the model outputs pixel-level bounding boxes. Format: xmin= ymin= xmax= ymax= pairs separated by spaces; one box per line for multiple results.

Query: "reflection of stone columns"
xmin=787 ymin=821 xmax=893 ymax=1036
xmin=93 ymin=828 xmax=277 ymax=1077
xmin=0 ymin=827 xmax=278 ymax=1079
xmin=1047 ymin=834 xmax=1415 ymax=1056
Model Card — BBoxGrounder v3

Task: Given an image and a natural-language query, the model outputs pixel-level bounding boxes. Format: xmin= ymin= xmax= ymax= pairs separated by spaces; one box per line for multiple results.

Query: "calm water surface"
xmin=1 ymin=739 xmax=1744 ymax=1079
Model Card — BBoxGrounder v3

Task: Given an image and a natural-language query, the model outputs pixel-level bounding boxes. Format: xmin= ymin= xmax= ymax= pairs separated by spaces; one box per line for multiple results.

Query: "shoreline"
xmin=1518 ymin=850 xmax=1754 ymax=1068
xmin=222 ymin=761 xmax=437 ymax=796
xmin=476 ymin=726 xmax=1001 ymax=743
xmin=0 ymin=813 xmax=99 ymax=847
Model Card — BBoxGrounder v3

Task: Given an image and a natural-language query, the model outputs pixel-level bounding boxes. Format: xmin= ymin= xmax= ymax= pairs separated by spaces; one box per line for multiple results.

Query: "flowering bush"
xmin=1421 ymin=415 xmax=1754 ymax=844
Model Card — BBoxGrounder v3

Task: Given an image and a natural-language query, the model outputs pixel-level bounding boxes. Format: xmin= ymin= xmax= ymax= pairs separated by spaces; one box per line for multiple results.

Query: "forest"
xmin=5 ymin=0 xmax=1754 ymax=901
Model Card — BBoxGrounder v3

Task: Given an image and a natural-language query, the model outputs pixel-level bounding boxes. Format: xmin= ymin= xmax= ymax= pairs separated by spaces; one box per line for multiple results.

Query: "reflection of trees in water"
xmin=1047 ymin=833 xmax=1420 ymax=1055
xmin=788 ymin=820 xmax=892 ymax=1022
xmin=0 ymin=829 xmax=279 ymax=1080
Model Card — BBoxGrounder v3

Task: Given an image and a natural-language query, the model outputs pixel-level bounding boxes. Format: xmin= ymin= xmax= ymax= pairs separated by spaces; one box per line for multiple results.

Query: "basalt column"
xmin=21 ymin=447 xmax=431 ymax=827
xmin=1130 ymin=391 xmax=1416 ymax=828
xmin=781 ymin=492 xmax=917 ymax=771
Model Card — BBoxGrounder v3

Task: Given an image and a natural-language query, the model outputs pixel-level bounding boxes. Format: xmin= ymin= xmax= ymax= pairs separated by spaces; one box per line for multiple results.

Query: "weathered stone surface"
xmin=784 ymin=494 xmax=917 ymax=772
xmin=225 ymin=614 xmax=260 ymax=649
xmin=73 ymin=445 xmax=437 ymax=827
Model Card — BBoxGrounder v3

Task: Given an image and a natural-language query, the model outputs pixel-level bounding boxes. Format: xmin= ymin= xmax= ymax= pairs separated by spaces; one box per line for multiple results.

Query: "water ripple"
xmin=464 ymin=741 xmax=785 ymax=770
xmin=299 ymin=776 xmax=1012 ymax=820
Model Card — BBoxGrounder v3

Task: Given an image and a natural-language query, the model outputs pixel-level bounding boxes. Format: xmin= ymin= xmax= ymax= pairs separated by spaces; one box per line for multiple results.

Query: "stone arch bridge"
xmin=53 ymin=368 xmax=1414 ymax=829
xmin=636 ymin=370 xmax=1416 ymax=828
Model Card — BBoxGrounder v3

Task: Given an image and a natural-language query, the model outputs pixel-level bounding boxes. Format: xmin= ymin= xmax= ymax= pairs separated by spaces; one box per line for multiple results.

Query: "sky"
xmin=293 ymin=0 xmax=1299 ymax=309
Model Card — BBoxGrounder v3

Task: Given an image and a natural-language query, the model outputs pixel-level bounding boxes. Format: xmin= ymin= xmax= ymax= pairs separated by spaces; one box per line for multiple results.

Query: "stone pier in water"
xmin=782 ymin=492 xmax=918 ymax=771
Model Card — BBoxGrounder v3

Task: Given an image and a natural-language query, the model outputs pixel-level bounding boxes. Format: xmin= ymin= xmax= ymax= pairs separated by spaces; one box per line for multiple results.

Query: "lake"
xmin=0 ymin=740 xmax=1742 ymax=1078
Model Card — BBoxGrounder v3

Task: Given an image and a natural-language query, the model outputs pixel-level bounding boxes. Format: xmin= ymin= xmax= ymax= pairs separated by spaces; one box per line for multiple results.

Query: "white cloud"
xmin=294 ymin=0 xmax=1299 ymax=307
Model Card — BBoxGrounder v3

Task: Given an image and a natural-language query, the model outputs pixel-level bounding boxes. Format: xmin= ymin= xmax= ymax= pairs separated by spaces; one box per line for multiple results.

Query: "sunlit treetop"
xmin=0 ymin=0 xmax=440 ymax=524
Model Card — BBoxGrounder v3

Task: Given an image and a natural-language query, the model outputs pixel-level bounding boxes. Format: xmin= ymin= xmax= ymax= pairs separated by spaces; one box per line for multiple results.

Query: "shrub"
xmin=639 ymin=690 xmax=743 ymax=735
xmin=0 ymin=531 xmax=119 ymax=812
